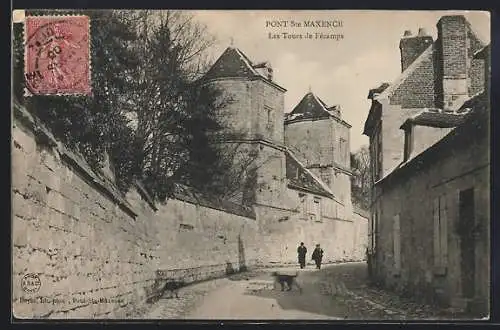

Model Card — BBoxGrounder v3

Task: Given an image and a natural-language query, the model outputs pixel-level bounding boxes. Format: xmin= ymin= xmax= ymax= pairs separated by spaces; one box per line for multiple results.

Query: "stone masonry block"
xmin=12 ymin=216 xmax=29 ymax=248
xmin=12 ymin=125 xmax=37 ymax=156
xmin=40 ymin=148 xmax=61 ymax=172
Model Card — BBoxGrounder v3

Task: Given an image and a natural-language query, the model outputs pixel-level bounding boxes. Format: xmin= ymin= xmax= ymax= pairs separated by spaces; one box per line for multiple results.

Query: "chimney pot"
xmin=399 ymin=31 xmax=434 ymax=72
xmin=418 ymin=28 xmax=428 ymax=37
xmin=403 ymin=30 xmax=412 ymax=37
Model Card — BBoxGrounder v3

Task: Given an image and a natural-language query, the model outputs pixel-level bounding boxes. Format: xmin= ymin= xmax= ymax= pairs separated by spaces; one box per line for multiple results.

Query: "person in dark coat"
xmin=297 ymin=242 xmax=307 ymax=269
xmin=311 ymin=244 xmax=324 ymax=269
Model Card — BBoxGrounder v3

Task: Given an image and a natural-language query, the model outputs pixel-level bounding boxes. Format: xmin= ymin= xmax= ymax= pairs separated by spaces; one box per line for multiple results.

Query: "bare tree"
xmin=351 ymin=145 xmax=371 ymax=209
xmin=17 ymin=9 xmax=265 ymax=203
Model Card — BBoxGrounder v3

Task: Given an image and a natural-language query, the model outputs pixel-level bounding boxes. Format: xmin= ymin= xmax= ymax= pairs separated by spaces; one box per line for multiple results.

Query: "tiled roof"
xmin=285 ymin=92 xmax=340 ymax=121
xmin=401 ymin=109 xmax=469 ymax=129
xmin=362 ymin=100 xmax=382 ymax=136
xmin=460 ymin=90 xmax=488 ymax=111
xmin=203 ymin=47 xmax=259 ymax=80
xmin=171 ymin=184 xmax=256 ymax=219
xmin=285 ymin=150 xmax=334 ymax=198
xmin=376 ymin=45 xmax=433 ymax=101
xmin=202 ymin=46 xmax=286 ymax=92
xmin=363 ymin=82 xmax=390 ymax=136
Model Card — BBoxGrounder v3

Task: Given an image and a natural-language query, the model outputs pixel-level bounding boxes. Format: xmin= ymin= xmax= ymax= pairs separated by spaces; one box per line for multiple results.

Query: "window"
xmin=375 ymin=128 xmax=383 ymax=180
xmin=320 ymin=170 xmax=330 ymax=186
xmin=458 ymin=188 xmax=476 ymax=298
xmin=374 ymin=206 xmax=380 ymax=251
xmin=370 ymin=143 xmax=376 ymax=184
xmin=265 ymin=105 xmax=274 ymax=131
xmin=368 ymin=211 xmax=374 ymax=253
xmin=377 ymin=132 xmax=382 ymax=177
xmin=433 ymin=195 xmax=448 ymax=274
xmin=393 ymin=214 xmax=401 ymax=275
xmin=339 ymin=138 xmax=348 ymax=164
xmin=299 ymin=194 xmax=307 ymax=219
xmin=372 ymin=126 xmax=382 ymax=182
xmin=179 ymin=223 xmax=194 ymax=231
xmin=320 ymin=143 xmax=331 ymax=164
xmin=313 ymin=197 xmax=321 ymax=222
xmin=369 ymin=207 xmax=379 ymax=254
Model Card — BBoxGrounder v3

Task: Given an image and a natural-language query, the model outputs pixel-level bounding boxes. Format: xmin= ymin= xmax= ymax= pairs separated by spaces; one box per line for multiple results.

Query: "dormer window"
xmin=253 ymin=61 xmax=273 ymax=81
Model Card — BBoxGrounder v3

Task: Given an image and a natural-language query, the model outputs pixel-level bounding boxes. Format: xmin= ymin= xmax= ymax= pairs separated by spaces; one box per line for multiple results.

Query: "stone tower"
xmin=202 ymin=46 xmax=289 ymax=223
xmin=284 ymin=91 xmax=353 ymax=213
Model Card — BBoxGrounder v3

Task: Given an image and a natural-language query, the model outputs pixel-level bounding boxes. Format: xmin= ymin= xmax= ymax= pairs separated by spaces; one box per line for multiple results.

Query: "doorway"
xmin=458 ymin=188 xmax=476 ymax=299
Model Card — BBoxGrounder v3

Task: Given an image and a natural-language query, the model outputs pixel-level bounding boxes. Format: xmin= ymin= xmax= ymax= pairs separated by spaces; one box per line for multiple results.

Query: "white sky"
xmin=190 ymin=10 xmax=490 ymax=152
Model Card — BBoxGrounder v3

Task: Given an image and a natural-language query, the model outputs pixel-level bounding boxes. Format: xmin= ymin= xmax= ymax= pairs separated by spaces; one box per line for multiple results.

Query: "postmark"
xmin=21 ymin=273 xmax=41 ymax=293
xmin=24 ymin=15 xmax=91 ymax=95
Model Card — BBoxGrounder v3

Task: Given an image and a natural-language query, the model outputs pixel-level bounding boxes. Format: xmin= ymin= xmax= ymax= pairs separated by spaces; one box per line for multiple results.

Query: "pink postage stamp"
xmin=24 ymin=15 xmax=91 ymax=95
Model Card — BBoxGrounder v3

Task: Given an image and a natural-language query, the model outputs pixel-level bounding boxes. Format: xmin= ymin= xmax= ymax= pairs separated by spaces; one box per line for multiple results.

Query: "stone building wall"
xmin=284 ymin=116 xmax=353 ymax=215
xmin=371 ymin=123 xmax=489 ymax=311
xmin=285 ymin=119 xmax=335 ymax=167
xmin=251 ymin=79 xmax=286 ymax=144
xmin=253 ymin=185 xmax=367 ymax=265
xmin=210 ymin=78 xmax=286 ymax=145
xmin=378 ymin=100 xmax=423 ymax=177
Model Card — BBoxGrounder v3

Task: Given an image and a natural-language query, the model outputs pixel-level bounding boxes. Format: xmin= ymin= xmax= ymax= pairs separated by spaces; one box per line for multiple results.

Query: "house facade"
xmin=363 ymin=15 xmax=490 ymax=316
xmin=364 ymin=16 xmax=486 ymax=184
xmin=203 ymin=46 xmax=368 ymax=264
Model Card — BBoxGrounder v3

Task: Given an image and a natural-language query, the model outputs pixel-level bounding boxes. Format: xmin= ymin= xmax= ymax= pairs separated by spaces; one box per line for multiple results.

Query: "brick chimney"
xmin=437 ymin=15 xmax=469 ymax=112
xmin=399 ymin=28 xmax=433 ymax=72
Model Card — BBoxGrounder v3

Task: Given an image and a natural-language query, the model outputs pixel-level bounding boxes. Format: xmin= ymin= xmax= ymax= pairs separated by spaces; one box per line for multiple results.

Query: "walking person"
xmin=311 ymin=244 xmax=324 ymax=269
xmin=297 ymin=242 xmax=307 ymax=269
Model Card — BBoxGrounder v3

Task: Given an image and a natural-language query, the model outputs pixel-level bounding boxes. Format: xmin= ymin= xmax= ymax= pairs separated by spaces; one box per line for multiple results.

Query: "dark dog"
xmin=162 ymin=279 xmax=186 ymax=299
xmin=271 ymin=271 xmax=302 ymax=293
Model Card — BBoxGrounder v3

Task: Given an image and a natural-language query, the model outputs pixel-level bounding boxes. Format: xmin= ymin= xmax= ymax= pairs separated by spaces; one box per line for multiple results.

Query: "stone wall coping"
xmin=284 ymin=113 xmax=352 ymax=128
xmin=133 ymin=179 xmax=158 ymax=211
xmin=171 ymin=186 xmax=257 ymax=219
xmin=13 ymin=102 xmax=258 ymax=221
xmin=353 ymin=207 xmax=370 ymax=219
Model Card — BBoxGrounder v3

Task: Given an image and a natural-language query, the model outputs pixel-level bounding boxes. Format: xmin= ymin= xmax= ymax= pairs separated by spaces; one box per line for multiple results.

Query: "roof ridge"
xmin=310 ymin=93 xmax=333 ymax=116
xmin=233 ymin=47 xmax=259 ymax=75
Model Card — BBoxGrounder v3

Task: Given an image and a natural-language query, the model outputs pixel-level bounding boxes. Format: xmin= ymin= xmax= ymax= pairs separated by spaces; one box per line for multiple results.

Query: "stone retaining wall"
xmin=11 ymin=104 xmax=257 ymax=319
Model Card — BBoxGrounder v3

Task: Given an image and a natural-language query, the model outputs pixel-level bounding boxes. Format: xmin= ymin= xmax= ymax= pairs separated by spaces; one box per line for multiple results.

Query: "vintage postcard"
xmin=11 ymin=9 xmax=491 ymax=320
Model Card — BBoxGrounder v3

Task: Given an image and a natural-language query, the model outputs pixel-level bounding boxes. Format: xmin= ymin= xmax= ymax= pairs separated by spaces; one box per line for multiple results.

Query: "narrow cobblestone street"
xmin=146 ymin=262 xmax=477 ymax=320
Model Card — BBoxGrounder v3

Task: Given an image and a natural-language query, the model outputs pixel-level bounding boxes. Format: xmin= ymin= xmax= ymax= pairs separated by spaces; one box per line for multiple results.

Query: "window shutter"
xmin=440 ymin=195 xmax=448 ymax=268
xmin=373 ymin=208 xmax=379 ymax=251
xmin=393 ymin=214 xmax=401 ymax=273
xmin=433 ymin=197 xmax=441 ymax=267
